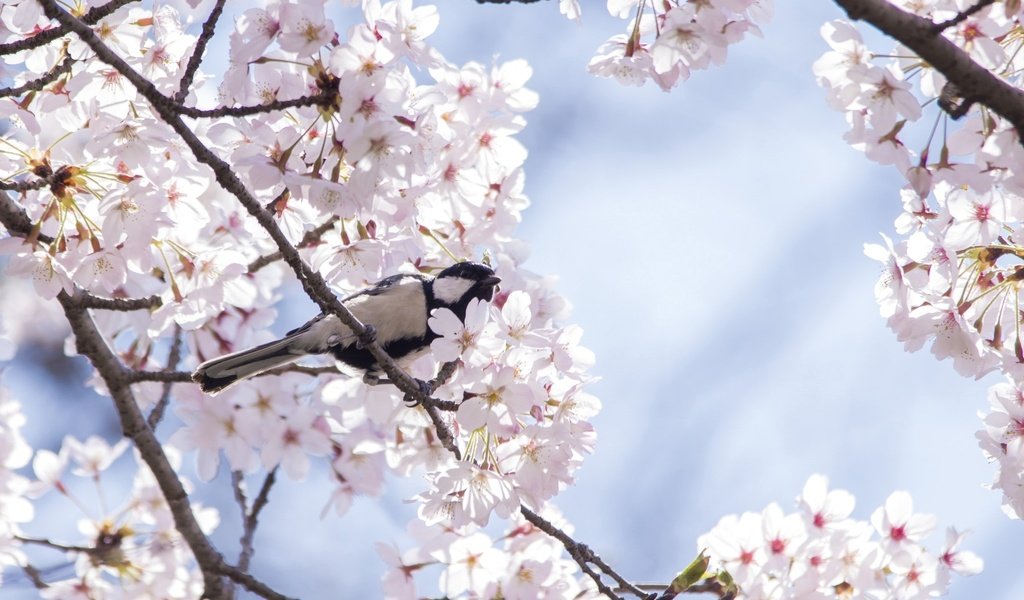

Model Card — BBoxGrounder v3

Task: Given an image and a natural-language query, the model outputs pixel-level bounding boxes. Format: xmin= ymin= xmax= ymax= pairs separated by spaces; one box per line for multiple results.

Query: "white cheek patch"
xmin=433 ymin=277 xmax=474 ymax=305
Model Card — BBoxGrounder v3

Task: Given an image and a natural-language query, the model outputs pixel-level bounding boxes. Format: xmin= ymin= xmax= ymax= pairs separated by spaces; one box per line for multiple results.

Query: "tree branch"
xmin=174 ymin=0 xmax=226 ymax=103
xmin=833 ymin=0 xmax=1024 ymax=138
xmin=147 ymin=325 xmax=183 ymax=430
xmin=0 ymin=192 xmax=39 ymax=235
xmin=20 ymin=564 xmax=48 ymax=589
xmin=37 ymin=0 xmax=434 ymax=412
xmin=0 ymin=178 xmax=49 ymax=192
xmin=16 ymin=535 xmax=94 ymax=554
xmin=520 ymin=506 xmax=651 ymax=599
xmin=0 ymin=0 xmax=138 ymax=55
xmin=0 ymin=56 xmax=74 ymax=99
xmin=73 ymin=294 xmax=163 ymax=311
xmin=0 ymin=186 xmax=285 ymax=600
xmin=931 ymin=0 xmax=995 ymax=32
xmin=176 ymin=93 xmax=333 ymax=119
xmin=248 ymin=215 xmax=340 ymax=273
xmin=31 ymin=5 xmax=648 ymax=600
xmin=233 ymin=468 xmax=277 ymax=572
xmin=56 ymin=290 xmax=230 ymax=599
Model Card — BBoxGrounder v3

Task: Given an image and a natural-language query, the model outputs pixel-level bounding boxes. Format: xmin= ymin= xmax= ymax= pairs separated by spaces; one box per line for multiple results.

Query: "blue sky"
xmin=6 ymin=1 xmax=1022 ymax=598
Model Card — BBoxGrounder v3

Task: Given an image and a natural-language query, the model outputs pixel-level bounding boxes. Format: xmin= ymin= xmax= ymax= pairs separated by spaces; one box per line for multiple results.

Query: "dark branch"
xmin=73 ymin=294 xmax=163 ymax=311
xmin=20 ymin=564 xmax=48 ymax=590
xmin=213 ymin=561 xmax=292 ymax=600
xmin=0 ymin=178 xmax=50 ymax=192
xmin=0 ymin=0 xmax=138 ymax=55
xmin=519 ymin=507 xmax=634 ymax=599
xmin=16 ymin=535 xmax=94 ymax=554
xmin=148 ymin=325 xmax=183 ymax=430
xmin=176 ymin=93 xmax=333 ymax=119
xmin=248 ymin=216 xmax=339 ymax=273
xmin=834 ymin=0 xmax=1024 ymax=139
xmin=39 ymin=0 xmax=432 ymax=411
xmin=233 ymin=468 xmax=277 ymax=573
xmin=0 ymin=56 xmax=74 ymax=99
xmin=0 ymin=192 xmax=38 ymax=235
xmin=129 ymin=370 xmax=195 ymax=383
xmin=931 ymin=0 xmax=996 ymax=32
xmin=174 ymin=0 xmax=226 ymax=103
xmin=55 ymin=289 xmax=230 ymax=599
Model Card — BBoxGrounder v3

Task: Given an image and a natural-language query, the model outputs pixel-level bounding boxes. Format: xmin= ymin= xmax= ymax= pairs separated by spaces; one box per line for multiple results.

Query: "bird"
xmin=191 ymin=262 xmax=501 ymax=395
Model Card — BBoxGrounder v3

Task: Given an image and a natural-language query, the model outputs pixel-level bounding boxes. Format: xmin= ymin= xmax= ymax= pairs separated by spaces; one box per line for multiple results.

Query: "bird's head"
xmin=432 ymin=262 xmax=502 ymax=308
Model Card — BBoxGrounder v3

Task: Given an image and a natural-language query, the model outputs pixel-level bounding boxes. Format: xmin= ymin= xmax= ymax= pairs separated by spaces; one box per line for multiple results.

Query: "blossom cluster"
xmin=698 ymin=475 xmax=982 ymax=599
xmin=814 ymin=6 xmax=1024 ymax=517
xmin=0 ymin=0 xmax=602 ymax=593
xmin=3 ymin=423 xmax=218 ymax=597
xmin=586 ymin=0 xmax=773 ymax=91
xmin=378 ymin=508 xmax=597 ymax=598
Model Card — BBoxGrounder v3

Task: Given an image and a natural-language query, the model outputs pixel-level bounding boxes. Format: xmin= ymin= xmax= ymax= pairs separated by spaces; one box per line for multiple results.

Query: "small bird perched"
xmin=192 ymin=262 xmax=501 ymax=395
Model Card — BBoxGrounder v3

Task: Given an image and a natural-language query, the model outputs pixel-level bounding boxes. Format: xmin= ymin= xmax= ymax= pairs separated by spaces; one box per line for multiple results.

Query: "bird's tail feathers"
xmin=192 ymin=334 xmax=307 ymax=395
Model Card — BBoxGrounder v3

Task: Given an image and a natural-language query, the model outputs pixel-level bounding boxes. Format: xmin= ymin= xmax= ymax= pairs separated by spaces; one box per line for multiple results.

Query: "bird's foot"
xmin=356 ymin=325 xmax=377 ymax=349
xmin=403 ymin=378 xmax=433 ymax=407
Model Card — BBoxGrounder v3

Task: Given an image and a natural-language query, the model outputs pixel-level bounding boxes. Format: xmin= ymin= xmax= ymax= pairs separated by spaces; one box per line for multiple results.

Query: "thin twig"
xmin=213 ymin=562 xmax=292 ymax=600
xmin=248 ymin=216 xmax=340 ymax=273
xmin=176 ymin=93 xmax=333 ymax=119
xmin=148 ymin=325 xmax=183 ymax=430
xmin=0 ymin=0 xmax=139 ymax=55
xmin=519 ymin=507 xmax=622 ymax=599
xmin=20 ymin=564 xmax=48 ymax=589
xmin=16 ymin=535 xmax=94 ymax=554
xmin=0 ymin=56 xmax=74 ymax=99
xmin=931 ymin=0 xmax=996 ymax=32
xmin=239 ymin=469 xmax=277 ymax=571
xmin=127 ymin=370 xmax=193 ymax=383
xmin=174 ymin=0 xmax=226 ymax=103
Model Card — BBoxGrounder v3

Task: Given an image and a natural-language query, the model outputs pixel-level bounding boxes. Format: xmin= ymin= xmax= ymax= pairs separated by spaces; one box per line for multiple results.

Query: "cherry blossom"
xmin=699 ymin=476 xmax=979 ymax=598
xmin=588 ymin=0 xmax=771 ymax=91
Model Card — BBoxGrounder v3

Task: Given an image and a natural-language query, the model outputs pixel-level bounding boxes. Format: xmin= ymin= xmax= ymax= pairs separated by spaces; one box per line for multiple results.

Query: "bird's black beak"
xmin=481 ymin=275 xmax=501 ymax=299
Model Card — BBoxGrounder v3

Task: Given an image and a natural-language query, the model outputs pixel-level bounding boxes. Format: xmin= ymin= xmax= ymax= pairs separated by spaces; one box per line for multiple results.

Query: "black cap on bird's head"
xmin=433 ymin=262 xmax=502 ymax=306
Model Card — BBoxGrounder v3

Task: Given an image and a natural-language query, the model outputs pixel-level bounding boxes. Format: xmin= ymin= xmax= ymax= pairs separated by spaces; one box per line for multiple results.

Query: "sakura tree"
xmin=0 ymin=0 xmax=1012 ymax=598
